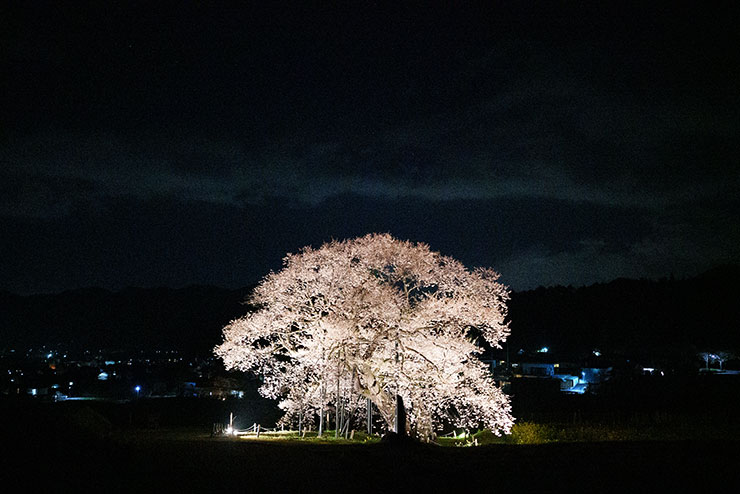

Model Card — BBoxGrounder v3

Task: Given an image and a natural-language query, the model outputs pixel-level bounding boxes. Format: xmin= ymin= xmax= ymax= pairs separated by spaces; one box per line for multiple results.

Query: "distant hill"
xmin=1 ymin=265 xmax=738 ymax=357
xmin=507 ymin=264 xmax=740 ymax=359
xmin=0 ymin=285 xmax=255 ymax=354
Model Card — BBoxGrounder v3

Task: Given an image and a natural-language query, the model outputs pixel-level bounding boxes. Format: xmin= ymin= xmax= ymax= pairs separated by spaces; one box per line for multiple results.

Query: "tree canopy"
xmin=215 ymin=233 xmax=513 ymax=440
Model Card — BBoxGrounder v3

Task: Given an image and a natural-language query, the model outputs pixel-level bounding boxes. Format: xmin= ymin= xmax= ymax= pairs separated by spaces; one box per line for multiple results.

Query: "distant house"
xmin=552 ymin=373 xmax=582 ymax=391
xmin=581 ymin=366 xmax=613 ymax=384
xmin=27 ymin=386 xmax=49 ymax=397
xmin=516 ymin=353 xmax=615 ymax=394
xmin=194 ymin=376 xmax=245 ymax=399
xmin=555 ymin=365 xmax=614 ymax=394
xmin=521 ymin=362 xmax=555 ymax=377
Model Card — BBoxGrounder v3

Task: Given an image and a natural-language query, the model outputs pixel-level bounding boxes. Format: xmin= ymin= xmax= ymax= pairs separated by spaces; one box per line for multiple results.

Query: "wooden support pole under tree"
xmin=335 ymin=370 xmax=340 ymax=439
xmin=318 ymin=383 xmax=325 ymax=437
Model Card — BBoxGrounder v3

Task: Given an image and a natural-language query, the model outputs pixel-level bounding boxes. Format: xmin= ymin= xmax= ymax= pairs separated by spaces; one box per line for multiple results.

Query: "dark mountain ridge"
xmin=0 ymin=285 xmax=254 ymax=354
xmin=1 ymin=266 xmax=738 ymax=357
xmin=506 ymin=264 xmax=740 ymax=359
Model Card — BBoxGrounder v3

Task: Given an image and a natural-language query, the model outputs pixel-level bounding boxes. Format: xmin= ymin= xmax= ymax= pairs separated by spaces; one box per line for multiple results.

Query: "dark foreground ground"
xmin=3 ymin=428 xmax=739 ymax=493
xmin=3 ymin=393 xmax=740 ymax=493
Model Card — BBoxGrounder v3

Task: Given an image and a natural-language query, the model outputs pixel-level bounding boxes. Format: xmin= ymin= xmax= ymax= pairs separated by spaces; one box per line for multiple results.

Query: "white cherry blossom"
xmin=215 ymin=233 xmax=514 ymax=440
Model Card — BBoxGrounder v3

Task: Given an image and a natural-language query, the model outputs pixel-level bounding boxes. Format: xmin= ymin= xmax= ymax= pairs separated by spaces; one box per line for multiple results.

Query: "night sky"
xmin=2 ymin=2 xmax=738 ymax=294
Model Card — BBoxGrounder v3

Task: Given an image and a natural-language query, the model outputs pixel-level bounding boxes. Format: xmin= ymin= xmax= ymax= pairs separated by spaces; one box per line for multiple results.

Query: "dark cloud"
xmin=1 ymin=3 xmax=738 ymax=293
xmin=1 ymin=191 xmax=706 ymax=293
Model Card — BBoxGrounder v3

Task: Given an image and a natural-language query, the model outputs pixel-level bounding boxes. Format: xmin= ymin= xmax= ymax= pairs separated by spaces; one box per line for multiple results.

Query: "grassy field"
xmin=4 ymin=425 xmax=740 ymax=492
xmin=3 ymin=397 xmax=740 ymax=492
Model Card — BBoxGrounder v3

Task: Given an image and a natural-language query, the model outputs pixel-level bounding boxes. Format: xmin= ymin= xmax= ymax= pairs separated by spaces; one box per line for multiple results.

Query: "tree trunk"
xmin=357 ymin=365 xmax=398 ymax=431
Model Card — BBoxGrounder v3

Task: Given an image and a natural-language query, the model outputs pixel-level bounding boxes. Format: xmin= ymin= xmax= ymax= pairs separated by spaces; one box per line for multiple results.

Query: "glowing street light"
xmin=135 ymin=385 xmax=141 ymax=397
xmin=226 ymin=412 xmax=236 ymax=435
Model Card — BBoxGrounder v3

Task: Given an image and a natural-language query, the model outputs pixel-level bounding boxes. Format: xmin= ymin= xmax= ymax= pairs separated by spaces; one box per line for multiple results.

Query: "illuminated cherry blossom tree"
xmin=215 ymin=233 xmax=514 ymax=441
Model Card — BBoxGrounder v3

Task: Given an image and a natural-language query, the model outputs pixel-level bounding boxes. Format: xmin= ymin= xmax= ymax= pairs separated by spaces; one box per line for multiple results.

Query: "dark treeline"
xmin=1 ymin=265 xmax=738 ymax=357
